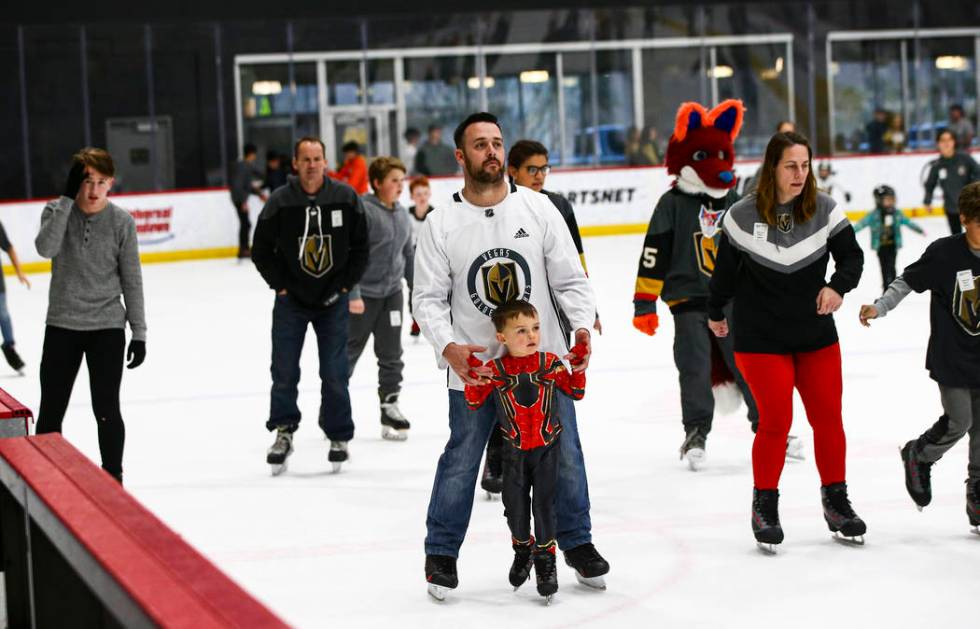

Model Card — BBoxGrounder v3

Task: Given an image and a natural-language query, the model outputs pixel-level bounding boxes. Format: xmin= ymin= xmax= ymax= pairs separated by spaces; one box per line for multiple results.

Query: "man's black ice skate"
xmin=821 ymin=482 xmax=867 ymax=545
xmin=900 ymin=441 xmax=933 ymax=511
xmin=752 ymin=488 xmax=784 ymax=554
xmin=509 ymin=537 xmax=534 ymax=590
xmin=425 ymin=554 xmax=458 ymax=601
xmin=679 ymin=428 xmax=706 ymax=471
xmin=380 ymin=393 xmax=410 ymax=441
xmin=481 ymin=434 xmax=503 ymax=500
xmin=266 ymin=426 xmax=294 ymax=476
xmin=967 ymin=479 xmax=980 ymax=536
xmin=328 ymin=440 xmax=349 ymax=473
xmin=533 ymin=544 xmax=558 ymax=604
xmin=562 ymin=542 xmax=609 ymax=590
xmin=1 ymin=343 xmax=25 ymax=375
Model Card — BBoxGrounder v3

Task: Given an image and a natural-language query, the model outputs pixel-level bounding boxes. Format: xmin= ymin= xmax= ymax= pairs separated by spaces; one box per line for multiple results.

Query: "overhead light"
xmin=562 ymin=76 xmax=580 ymax=88
xmin=467 ymin=76 xmax=495 ymax=89
xmin=707 ymin=65 xmax=734 ymax=79
xmin=252 ymin=80 xmax=283 ymax=96
xmin=775 ymin=57 xmax=784 ymax=73
xmin=935 ymin=55 xmax=968 ymax=71
xmin=830 ymin=61 xmax=840 ymax=75
xmin=520 ymin=70 xmax=550 ymax=84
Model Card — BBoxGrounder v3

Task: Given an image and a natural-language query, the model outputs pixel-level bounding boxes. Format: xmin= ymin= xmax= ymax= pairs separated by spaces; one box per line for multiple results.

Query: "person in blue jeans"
xmin=413 ymin=112 xmax=609 ymax=600
xmin=0 ymin=220 xmax=31 ymax=374
xmin=252 ymin=136 xmax=369 ymax=474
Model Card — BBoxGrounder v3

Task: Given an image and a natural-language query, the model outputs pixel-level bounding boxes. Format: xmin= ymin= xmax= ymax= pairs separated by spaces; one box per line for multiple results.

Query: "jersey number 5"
xmin=642 ymin=247 xmax=658 ymax=268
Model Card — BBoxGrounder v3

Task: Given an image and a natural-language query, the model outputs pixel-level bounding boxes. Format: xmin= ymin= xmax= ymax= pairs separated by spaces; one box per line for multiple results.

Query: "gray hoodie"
xmin=350 ymin=193 xmax=413 ymax=300
xmin=35 ymin=197 xmax=146 ymax=340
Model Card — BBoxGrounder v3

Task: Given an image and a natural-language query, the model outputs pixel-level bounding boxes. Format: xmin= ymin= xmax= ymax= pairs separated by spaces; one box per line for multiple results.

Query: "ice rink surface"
xmin=2 ymin=215 xmax=976 ymax=628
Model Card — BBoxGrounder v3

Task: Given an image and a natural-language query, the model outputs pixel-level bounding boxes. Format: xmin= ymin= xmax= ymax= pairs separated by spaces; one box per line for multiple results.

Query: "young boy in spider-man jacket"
xmin=465 ymin=299 xmax=586 ymax=601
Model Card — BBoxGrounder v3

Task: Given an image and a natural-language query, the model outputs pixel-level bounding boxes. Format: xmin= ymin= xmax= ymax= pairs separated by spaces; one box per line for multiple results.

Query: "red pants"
xmin=735 ymin=343 xmax=846 ymax=490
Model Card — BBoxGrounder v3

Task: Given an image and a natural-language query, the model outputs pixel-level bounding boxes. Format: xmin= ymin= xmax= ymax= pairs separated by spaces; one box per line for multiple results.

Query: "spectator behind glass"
xmin=636 ymin=126 xmax=662 ymax=166
xmin=883 ymin=113 xmax=907 ymax=153
xmin=403 ymin=127 xmax=421 ymax=175
xmin=264 ymin=150 xmax=288 ymax=193
xmin=413 ymin=125 xmax=459 ymax=176
xmin=948 ymin=104 xmax=976 ymax=149
xmin=329 ymin=141 xmax=369 ymax=195
xmin=866 ymin=108 xmax=888 ymax=154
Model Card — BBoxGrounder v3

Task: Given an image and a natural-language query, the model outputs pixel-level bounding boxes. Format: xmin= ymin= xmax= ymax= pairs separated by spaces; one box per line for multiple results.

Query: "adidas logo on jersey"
xmin=514 ymin=228 xmax=529 ymax=239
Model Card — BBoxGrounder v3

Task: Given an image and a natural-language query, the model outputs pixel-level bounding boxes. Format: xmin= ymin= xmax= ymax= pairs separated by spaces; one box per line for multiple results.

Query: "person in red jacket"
xmin=464 ymin=300 xmax=585 ymax=603
xmin=329 ymin=141 xmax=369 ymax=194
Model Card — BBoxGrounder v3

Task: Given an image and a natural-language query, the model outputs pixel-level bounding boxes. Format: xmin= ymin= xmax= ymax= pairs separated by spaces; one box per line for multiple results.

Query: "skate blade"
xmin=543 ymin=594 xmax=554 ymax=606
xmin=485 ymin=491 xmax=501 ymax=501
xmin=916 ymin=505 xmax=924 ymax=512
xmin=427 ymin=584 xmax=449 ymax=601
xmin=573 ymin=573 xmax=607 ymax=590
xmin=381 ymin=426 xmax=408 ymax=441
xmin=970 ymin=526 xmax=979 ymax=537
xmin=269 ymin=462 xmax=288 ymax=476
xmin=756 ymin=542 xmax=778 ymax=555
xmin=684 ymin=448 xmax=705 ymax=471
xmin=331 ymin=462 xmax=344 ymax=473
xmin=832 ymin=532 xmax=865 ymax=546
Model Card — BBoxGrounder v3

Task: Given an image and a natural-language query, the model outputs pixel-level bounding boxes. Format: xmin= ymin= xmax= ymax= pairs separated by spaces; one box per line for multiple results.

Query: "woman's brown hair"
xmin=754 ymin=131 xmax=818 ymax=226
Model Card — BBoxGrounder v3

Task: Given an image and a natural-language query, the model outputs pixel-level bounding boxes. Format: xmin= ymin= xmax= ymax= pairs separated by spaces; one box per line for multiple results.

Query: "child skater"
xmin=464 ymin=300 xmax=586 ymax=603
xmin=852 ymin=184 xmax=925 ymax=292
xmin=860 ymin=181 xmax=980 ymax=534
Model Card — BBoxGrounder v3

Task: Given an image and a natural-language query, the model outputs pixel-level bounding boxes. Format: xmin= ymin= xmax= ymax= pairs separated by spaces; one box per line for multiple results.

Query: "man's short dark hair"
xmin=342 ymin=141 xmax=361 ymax=154
xmin=958 ymin=181 xmax=980 ymax=222
xmin=950 ymin=104 xmax=964 ymax=114
xmin=266 ymin=150 xmax=280 ymax=162
xmin=428 ymin=124 xmax=442 ymax=133
xmin=454 ymin=112 xmax=501 ymax=149
xmin=405 ymin=127 xmax=421 ymax=141
xmin=243 ymin=143 xmax=257 ymax=157
xmin=508 ymin=140 xmax=548 ymax=170
xmin=294 ymin=136 xmax=326 ymax=158
xmin=491 ymin=300 xmax=538 ymax=332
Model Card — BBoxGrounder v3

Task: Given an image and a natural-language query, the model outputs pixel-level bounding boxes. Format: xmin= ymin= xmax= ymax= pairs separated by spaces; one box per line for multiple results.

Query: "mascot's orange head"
xmin=665 ymin=99 xmax=745 ymax=199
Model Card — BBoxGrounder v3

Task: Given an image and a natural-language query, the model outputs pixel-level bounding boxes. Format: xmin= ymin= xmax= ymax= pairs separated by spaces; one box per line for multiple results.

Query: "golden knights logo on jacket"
xmin=954 ymin=273 xmax=980 ymax=336
xmin=694 ymin=205 xmax=725 ymax=276
xmin=482 ymin=261 xmax=519 ymax=306
xmin=467 ymin=248 xmax=533 ymax=316
xmin=297 ymin=206 xmax=334 ymax=278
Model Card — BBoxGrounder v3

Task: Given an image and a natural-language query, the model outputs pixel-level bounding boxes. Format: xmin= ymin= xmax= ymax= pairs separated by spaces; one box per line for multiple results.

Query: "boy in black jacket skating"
xmin=861 ymin=182 xmax=980 ymax=532
xmin=252 ymin=136 xmax=369 ymax=474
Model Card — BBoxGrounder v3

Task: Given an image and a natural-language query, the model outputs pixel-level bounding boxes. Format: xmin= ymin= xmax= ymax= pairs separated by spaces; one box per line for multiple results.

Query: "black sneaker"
xmin=967 ymin=479 xmax=980 ymax=529
xmin=900 ymin=441 xmax=933 ymax=510
xmin=752 ymin=488 xmax=784 ymax=550
xmin=821 ymin=482 xmax=867 ymax=541
xmin=509 ymin=538 xmax=534 ymax=589
xmin=425 ymin=554 xmax=458 ymax=600
xmin=533 ymin=543 xmax=558 ymax=599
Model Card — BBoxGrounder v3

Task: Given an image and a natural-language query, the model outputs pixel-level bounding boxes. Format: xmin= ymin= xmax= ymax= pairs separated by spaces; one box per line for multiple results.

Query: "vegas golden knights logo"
xmin=953 ymin=274 xmax=980 ymax=336
xmin=299 ymin=235 xmax=333 ymax=278
xmin=482 ymin=262 xmax=519 ymax=306
xmin=693 ymin=233 xmax=719 ymax=276
xmin=776 ymin=213 xmax=794 ymax=233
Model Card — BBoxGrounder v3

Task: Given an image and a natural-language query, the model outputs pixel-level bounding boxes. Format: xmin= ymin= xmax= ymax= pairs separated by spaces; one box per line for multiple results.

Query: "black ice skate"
xmin=679 ymin=428 xmax=706 ymax=471
xmin=509 ymin=537 xmax=534 ymax=590
xmin=328 ymin=440 xmax=349 ymax=473
xmin=821 ymin=482 xmax=867 ymax=545
xmin=425 ymin=554 xmax=458 ymax=601
xmin=533 ymin=544 xmax=558 ymax=604
xmin=900 ymin=441 xmax=933 ymax=511
xmin=481 ymin=441 xmax=503 ymax=500
xmin=379 ymin=393 xmax=410 ymax=441
xmin=1 ymin=343 xmax=25 ymax=375
xmin=752 ymin=488 xmax=784 ymax=554
xmin=266 ymin=426 xmax=294 ymax=476
xmin=967 ymin=479 xmax=980 ymax=536
xmin=562 ymin=542 xmax=609 ymax=590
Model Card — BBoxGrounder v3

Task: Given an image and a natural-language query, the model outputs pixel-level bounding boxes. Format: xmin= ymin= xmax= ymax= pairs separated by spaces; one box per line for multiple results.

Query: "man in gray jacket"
xmin=347 ymin=156 xmax=415 ymax=440
xmin=34 ymin=148 xmax=146 ymax=484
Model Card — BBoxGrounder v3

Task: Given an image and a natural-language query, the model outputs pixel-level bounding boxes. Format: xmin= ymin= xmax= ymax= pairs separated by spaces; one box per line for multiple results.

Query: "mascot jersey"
xmin=413 ymin=183 xmax=596 ymax=391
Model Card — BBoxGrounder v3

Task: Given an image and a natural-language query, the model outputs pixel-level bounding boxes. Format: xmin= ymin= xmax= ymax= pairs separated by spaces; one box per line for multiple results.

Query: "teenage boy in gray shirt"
xmin=34 ymin=148 xmax=147 ymax=484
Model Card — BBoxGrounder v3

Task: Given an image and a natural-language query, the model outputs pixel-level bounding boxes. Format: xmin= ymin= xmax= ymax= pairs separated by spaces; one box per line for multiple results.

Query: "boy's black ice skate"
xmin=509 ymin=537 xmax=534 ymax=590
xmin=533 ymin=543 xmax=558 ymax=604
xmin=380 ymin=393 xmax=410 ymax=441
xmin=900 ymin=441 xmax=933 ymax=511
xmin=562 ymin=542 xmax=609 ymax=590
xmin=821 ymin=482 xmax=867 ymax=545
xmin=1 ymin=343 xmax=25 ymax=375
xmin=481 ymin=436 xmax=503 ymax=500
xmin=967 ymin=479 xmax=980 ymax=535
xmin=679 ymin=428 xmax=706 ymax=471
xmin=425 ymin=554 xmax=458 ymax=601
xmin=752 ymin=488 xmax=784 ymax=554
xmin=266 ymin=426 xmax=293 ymax=476
xmin=328 ymin=440 xmax=349 ymax=473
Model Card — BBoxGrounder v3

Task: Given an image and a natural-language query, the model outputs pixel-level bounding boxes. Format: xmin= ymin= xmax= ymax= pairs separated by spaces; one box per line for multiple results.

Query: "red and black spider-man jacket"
xmin=465 ymin=352 xmax=586 ymax=451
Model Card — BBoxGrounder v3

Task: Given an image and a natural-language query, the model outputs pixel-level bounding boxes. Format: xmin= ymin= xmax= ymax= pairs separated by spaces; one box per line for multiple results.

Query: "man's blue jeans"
xmin=266 ymin=293 xmax=354 ymax=441
xmin=424 ymin=389 xmax=592 ymax=558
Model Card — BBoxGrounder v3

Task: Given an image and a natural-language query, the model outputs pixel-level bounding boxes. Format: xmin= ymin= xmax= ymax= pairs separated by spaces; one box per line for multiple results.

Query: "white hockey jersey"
xmin=413 ymin=183 xmax=596 ymax=390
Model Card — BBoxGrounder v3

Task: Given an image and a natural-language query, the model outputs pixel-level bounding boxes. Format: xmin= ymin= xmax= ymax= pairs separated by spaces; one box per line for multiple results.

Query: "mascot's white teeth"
xmin=676 ymin=166 xmax=730 ymax=199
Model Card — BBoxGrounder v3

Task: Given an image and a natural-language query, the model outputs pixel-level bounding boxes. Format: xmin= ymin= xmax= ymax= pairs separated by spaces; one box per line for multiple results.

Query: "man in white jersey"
xmin=414 ymin=112 xmax=609 ymax=600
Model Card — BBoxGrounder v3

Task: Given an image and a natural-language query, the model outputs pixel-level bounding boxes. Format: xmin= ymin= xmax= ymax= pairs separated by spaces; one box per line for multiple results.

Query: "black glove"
xmin=126 ymin=340 xmax=146 ymax=369
xmin=64 ymin=161 xmax=86 ymax=199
